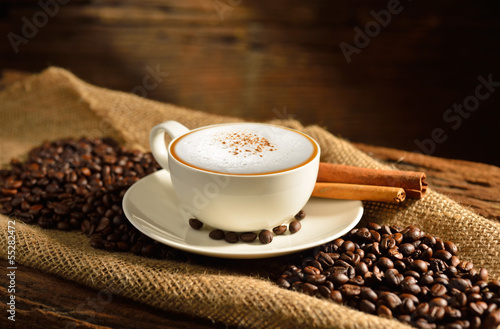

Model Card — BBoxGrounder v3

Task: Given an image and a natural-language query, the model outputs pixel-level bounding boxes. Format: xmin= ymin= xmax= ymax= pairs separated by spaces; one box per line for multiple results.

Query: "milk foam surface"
xmin=173 ymin=124 xmax=315 ymax=174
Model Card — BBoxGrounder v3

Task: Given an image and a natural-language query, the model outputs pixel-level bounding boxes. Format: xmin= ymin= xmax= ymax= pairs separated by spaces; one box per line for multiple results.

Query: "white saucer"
xmin=122 ymin=170 xmax=364 ymax=259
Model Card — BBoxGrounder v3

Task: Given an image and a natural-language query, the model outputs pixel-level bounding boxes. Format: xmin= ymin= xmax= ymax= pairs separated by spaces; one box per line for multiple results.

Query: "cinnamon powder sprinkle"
xmin=216 ymin=131 xmax=276 ymax=156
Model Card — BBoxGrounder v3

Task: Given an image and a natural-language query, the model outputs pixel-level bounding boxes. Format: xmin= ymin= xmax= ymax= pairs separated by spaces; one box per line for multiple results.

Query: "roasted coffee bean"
xmin=340 ymin=251 xmax=361 ymax=266
xmin=484 ymin=310 xmax=500 ymax=329
xmin=434 ymin=249 xmax=453 ymax=263
xmin=355 ymin=227 xmax=371 ymax=241
xmin=330 ymin=290 xmax=343 ymax=304
xmin=410 ymin=259 xmax=429 ymax=273
xmin=224 ymin=232 xmax=239 ymax=243
xmin=378 ymin=291 xmax=401 ymax=309
xmin=457 ymin=261 xmax=474 ymax=272
xmin=449 ymin=278 xmax=472 ymax=291
xmin=294 ymin=210 xmax=306 ymax=220
xmin=400 ymin=297 xmax=416 ymax=313
xmin=420 ymin=274 xmax=434 ymax=286
xmin=56 ymin=221 xmax=71 ymax=231
xmin=380 ymin=237 xmax=396 ymax=251
xmin=385 ymin=269 xmax=402 ymax=287
xmin=340 ymin=284 xmax=361 ymax=297
xmin=304 ymin=265 xmax=321 ymax=276
xmin=106 ymin=232 xmax=121 ymax=242
xmin=370 ymin=242 xmax=381 ymax=256
xmin=430 ymin=258 xmax=448 ymax=272
xmin=296 ymin=282 xmax=316 ymax=295
xmin=376 ymin=257 xmax=394 ymax=270
xmin=289 ymin=220 xmax=302 ymax=234
xmin=370 ymin=229 xmax=381 ymax=242
xmin=303 ymin=257 xmax=323 ymax=272
xmin=307 ymin=274 xmax=326 ymax=285
xmin=377 ymin=304 xmax=393 ymax=319
xmin=360 ymin=287 xmax=378 ymax=303
xmin=240 ymin=232 xmax=257 ymax=242
xmin=403 ymin=225 xmax=423 ymax=242
xmin=341 ymin=240 xmax=356 ymax=253
xmin=402 ymin=281 xmax=422 ymax=295
xmin=209 ymin=229 xmax=225 ymax=240
xmin=430 ymin=283 xmax=447 ymax=297
xmin=348 ymin=275 xmax=364 ymax=286
xmin=273 ymin=225 xmax=287 ymax=235
xmin=359 ymin=299 xmax=376 ymax=314
xmin=429 ymin=297 xmax=448 ymax=307
xmin=355 ymin=261 xmax=369 ymax=277
xmin=477 ymin=268 xmax=489 ymax=282
xmin=444 ymin=241 xmax=458 ymax=255
xmin=259 ymin=230 xmax=273 ymax=244
xmin=316 ymin=252 xmax=334 ymax=267
xmin=318 ymin=285 xmax=331 ymax=298
xmin=188 ymin=218 xmax=203 ymax=230
xmin=96 ymin=217 xmax=110 ymax=232
xmin=379 ymin=224 xmax=392 ymax=235
xmin=426 ymin=305 xmax=446 ymax=322
xmin=329 ymin=272 xmax=349 ymax=285
xmin=445 ymin=266 xmax=458 ymax=278
xmin=392 ymin=232 xmax=403 ymax=244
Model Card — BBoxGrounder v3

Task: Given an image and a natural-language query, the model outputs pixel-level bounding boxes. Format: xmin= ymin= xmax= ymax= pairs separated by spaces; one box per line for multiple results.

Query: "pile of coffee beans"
xmin=275 ymin=223 xmax=500 ymax=329
xmin=0 ymin=137 xmax=180 ymax=259
xmin=188 ymin=210 xmax=305 ymax=244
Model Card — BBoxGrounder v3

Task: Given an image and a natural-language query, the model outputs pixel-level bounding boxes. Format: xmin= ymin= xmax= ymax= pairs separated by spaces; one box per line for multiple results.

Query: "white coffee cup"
xmin=150 ymin=121 xmax=320 ymax=232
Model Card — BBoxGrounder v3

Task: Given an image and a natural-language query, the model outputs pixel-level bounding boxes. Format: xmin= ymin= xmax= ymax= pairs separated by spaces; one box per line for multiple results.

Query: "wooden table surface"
xmin=1 ymin=0 xmax=499 ymax=166
xmin=1 ymin=140 xmax=499 ymax=329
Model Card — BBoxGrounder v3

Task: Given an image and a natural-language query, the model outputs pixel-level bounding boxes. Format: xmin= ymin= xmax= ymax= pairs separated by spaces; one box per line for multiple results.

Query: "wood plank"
xmin=1 ymin=0 xmax=498 ymax=165
xmin=354 ymin=143 xmax=500 ymax=221
xmin=0 ymin=263 xmax=230 ymax=329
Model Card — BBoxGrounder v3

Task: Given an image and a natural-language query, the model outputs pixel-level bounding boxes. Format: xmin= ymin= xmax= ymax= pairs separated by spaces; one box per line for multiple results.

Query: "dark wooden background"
xmin=1 ymin=0 xmax=499 ymax=165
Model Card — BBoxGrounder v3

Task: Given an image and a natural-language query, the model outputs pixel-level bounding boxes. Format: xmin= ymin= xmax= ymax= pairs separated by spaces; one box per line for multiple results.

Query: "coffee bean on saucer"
xmin=224 ymin=231 xmax=239 ymax=243
xmin=259 ymin=230 xmax=273 ymax=244
xmin=289 ymin=220 xmax=302 ymax=234
xmin=209 ymin=229 xmax=225 ymax=240
xmin=295 ymin=210 xmax=306 ymax=220
xmin=189 ymin=218 xmax=203 ymax=230
xmin=273 ymin=225 xmax=287 ymax=235
xmin=240 ymin=232 xmax=257 ymax=242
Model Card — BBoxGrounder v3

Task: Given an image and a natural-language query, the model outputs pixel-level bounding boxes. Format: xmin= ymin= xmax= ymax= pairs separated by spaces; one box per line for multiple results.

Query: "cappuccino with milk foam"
xmin=171 ymin=123 xmax=318 ymax=175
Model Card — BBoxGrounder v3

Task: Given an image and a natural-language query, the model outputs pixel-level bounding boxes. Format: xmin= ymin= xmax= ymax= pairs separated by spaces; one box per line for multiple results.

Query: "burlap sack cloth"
xmin=1 ymin=67 xmax=499 ymax=329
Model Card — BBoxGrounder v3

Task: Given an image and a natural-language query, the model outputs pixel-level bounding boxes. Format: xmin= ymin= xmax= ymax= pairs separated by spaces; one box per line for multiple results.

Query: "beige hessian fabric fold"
xmin=1 ymin=67 xmax=499 ymax=329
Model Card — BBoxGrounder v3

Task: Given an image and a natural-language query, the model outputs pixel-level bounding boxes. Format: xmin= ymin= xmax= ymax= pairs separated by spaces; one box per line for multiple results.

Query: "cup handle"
xmin=150 ymin=121 xmax=190 ymax=171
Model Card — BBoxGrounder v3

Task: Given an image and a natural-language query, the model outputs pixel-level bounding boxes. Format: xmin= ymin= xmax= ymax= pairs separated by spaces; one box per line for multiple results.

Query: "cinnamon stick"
xmin=317 ymin=163 xmax=427 ymax=199
xmin=313 ymin=182 xmax=406 ymax=203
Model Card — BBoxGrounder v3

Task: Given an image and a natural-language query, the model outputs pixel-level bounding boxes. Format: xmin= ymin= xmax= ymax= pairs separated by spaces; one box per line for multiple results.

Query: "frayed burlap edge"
xmin=0 ymin=67 xmax=499 ymax=329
